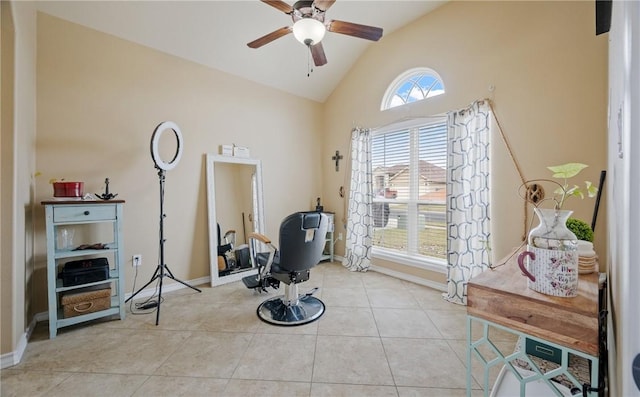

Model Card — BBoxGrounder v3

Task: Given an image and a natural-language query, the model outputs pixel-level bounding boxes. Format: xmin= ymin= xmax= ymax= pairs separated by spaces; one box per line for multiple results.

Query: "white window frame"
xmin=371 ymin=117 xmax=448 ymax=274
xmin=380 ymin=67 xmax=446 ymax=111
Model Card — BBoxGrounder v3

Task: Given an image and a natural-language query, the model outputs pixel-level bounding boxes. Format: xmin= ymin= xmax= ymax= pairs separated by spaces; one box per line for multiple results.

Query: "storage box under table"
xmin=60 ymin=285 xmax=111 ymax=318
xmin=59 ymin=257 xmax=110 ymax=287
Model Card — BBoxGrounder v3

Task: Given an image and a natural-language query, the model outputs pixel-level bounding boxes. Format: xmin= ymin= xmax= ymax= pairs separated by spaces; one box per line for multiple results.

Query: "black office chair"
xmin=242 ymin=211 xmax=328 ymax=326
xmin=217 ymin=224 xmax=236 ymax=275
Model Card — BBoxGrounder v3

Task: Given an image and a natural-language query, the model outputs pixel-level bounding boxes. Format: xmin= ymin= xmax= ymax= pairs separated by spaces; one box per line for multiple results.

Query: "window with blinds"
xmin=371 ymin=119 xmax=447 ymax=264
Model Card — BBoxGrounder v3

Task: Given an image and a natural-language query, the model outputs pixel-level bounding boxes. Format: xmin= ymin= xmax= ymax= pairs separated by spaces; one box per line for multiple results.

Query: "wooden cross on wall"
xmin=332 ymin=150 xmax=343 ymax=172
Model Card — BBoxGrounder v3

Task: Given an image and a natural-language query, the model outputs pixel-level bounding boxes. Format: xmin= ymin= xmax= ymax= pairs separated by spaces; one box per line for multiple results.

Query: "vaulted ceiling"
xmin=34 ymin=1 xmax=445 ymax=102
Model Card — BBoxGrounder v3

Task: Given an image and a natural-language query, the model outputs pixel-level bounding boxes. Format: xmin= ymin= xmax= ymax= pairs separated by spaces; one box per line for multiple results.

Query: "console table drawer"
xmin=53 ymin=205 xmax=116 ymax=223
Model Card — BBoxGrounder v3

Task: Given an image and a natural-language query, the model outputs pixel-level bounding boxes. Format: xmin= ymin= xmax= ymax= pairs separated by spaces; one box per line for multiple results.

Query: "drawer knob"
xmin=84 ymin=211 xmax=90 ymax=216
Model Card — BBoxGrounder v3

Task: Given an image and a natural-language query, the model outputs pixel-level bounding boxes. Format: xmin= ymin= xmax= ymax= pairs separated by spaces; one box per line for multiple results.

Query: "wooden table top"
xmin=467 ymin=248 xmax=600 ymax=356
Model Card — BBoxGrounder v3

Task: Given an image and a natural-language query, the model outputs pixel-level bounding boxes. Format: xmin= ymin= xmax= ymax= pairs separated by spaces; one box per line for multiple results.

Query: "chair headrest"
xmin=301 ymin=212 xmax=321 ymax=230
xmin=276 ymin=211 xmax=329 ymax=272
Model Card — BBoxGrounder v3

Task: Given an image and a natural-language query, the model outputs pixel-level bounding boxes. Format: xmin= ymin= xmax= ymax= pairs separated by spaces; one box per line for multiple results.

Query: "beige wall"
xmin=1 ymin=0 xmax=37 ymax=357
xmin=33 ymin=13 xmax=324 ymax=314
xmin=1 ymin=0 xmax=16 ymax=355
xmin=323 ymin=1 xmax=608 ymax=277
xmin=3 ymin=0 xmax=610 ymax=359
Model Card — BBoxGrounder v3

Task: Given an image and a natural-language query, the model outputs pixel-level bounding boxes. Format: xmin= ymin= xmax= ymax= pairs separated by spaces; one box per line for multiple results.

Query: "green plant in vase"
xmin=517 ymin=163 xmax=599 ymax=297
xmin=519 ymin=162 xmax=599 ymax=247
xmin=546 ymin=162 xmax=598 ymax=209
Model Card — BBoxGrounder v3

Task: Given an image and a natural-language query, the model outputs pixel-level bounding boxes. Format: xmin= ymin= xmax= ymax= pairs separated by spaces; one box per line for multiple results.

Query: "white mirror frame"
xmin=206 ymin=154 xmax=265 ymax=286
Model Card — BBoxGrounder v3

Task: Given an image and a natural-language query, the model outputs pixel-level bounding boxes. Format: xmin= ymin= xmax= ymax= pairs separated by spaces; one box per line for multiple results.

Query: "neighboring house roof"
xmin=375 ymin=160 xmax=445 ymax=184
xmin=419 ymin=160 xmax=446 ymax=182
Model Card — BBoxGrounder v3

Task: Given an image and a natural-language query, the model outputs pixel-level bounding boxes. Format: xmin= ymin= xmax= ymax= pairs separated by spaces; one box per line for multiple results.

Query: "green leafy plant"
xmin=566 ymin=218 xmax=594 ymax=242
xmin=547 ymin=162 xmax=598 ymax=209
xmin=521 ymin=162 xmax=599 ymax=210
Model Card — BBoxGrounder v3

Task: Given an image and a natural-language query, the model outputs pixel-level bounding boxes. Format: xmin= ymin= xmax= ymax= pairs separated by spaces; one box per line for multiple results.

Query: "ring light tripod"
xmin=125 ymin=121 xmax=201 ymax=325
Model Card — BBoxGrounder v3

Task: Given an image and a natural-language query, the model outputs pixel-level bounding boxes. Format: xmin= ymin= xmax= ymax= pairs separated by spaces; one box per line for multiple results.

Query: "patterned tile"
xmin=313 ymin=335 xmax=394 ymax=385
xmin=6 ymin=262 xmax=485 ymax=396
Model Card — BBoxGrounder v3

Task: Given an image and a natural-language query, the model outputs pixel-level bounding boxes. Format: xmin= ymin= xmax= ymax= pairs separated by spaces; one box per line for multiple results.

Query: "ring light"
xmin=150 ymin=121 xmax=183 ymax=171
xmin=130 ymin=120 xmax=201 ymax=324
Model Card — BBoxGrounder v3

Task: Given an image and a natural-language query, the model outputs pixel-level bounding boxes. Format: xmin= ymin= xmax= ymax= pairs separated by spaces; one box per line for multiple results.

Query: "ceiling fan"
xmin=247 ymin=0 xmax=383 ymax=67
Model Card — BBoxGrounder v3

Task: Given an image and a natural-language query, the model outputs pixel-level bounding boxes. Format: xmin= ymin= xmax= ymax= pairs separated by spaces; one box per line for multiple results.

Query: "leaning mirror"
xmin=206 ymin=154 xmax=265 ymax=286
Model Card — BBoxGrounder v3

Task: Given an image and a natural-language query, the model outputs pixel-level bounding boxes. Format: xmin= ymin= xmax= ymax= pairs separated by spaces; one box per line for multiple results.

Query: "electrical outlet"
xmin=132 ymin=255 xmax=142 ymax=267
xmin=338 ymin=232 xmax=343 ymax=241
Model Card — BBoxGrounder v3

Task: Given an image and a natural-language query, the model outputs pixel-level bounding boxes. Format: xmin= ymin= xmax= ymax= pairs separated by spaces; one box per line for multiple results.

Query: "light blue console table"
xmin=466 ymin=252 xmax=601 ymax=396
xmin=42 ymin=200 xmax=125 ymax=338
xmin=320 ymin=212 xmax=334 ymax=262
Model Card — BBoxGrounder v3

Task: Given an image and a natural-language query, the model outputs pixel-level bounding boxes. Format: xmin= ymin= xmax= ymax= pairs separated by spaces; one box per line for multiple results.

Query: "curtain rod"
xmin=368 ymin=98 xmax=492 ymax=132
xmin=450 ymin=98 xmax=490 ymax=117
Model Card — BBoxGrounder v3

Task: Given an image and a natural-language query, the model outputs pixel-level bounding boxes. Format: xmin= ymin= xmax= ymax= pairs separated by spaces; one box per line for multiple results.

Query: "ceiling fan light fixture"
xmin=293 ymin=18 xmax=326 ymax=46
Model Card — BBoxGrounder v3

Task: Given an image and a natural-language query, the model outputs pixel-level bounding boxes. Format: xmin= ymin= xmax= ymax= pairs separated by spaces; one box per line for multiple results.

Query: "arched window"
xmin=381 ymin=68 xmax=445 ymax=111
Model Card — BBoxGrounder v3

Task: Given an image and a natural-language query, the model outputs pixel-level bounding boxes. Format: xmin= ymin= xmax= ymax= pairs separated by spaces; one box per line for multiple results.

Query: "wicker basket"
xmin=61 ymin=286 xmax=111 ymax=318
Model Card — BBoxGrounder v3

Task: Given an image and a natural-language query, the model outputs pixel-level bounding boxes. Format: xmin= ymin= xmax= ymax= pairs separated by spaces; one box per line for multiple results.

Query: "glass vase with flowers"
xmin=517 ymin=163 xmax=598 ymax=297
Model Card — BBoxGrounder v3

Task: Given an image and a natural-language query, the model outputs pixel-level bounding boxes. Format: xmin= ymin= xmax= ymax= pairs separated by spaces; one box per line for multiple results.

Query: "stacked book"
xmin=577 ymin=241 xmax=598 ymax=274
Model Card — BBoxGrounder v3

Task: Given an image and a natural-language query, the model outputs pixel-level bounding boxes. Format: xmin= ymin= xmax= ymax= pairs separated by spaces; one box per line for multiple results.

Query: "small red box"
xmin=53 ymin=182 xmax=84 ymax=197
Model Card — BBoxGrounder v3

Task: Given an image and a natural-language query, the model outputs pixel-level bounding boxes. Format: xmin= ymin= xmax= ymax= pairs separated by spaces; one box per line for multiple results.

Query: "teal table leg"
xmin=467 ymin=315 xmax=473 ymax=397
xmin=466 ymin=315 xmax=599 ymax=396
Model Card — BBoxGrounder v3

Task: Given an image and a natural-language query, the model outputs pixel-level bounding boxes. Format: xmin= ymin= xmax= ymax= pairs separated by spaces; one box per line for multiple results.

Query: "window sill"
xmin=372 ymin=248 xmax=446 ymax=274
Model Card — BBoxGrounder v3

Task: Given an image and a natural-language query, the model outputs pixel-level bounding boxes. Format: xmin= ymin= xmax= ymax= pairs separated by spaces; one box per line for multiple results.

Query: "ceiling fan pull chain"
xmin=307 ymin=48 xmax=314 ymax=77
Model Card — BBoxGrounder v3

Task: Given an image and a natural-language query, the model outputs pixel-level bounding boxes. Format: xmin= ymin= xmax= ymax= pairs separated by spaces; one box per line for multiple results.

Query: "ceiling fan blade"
xmin=310 ymin=42 xmax=327 ymax=66
xmin=261 ymin=0 xmax=293 ymax=14
xmin=327 ymin=20 xmax=383 ymax=41
xmin=247 ymin=27 xmax=292 ymax=48
xmin=313 ymin=0 xmax=336 ymax=12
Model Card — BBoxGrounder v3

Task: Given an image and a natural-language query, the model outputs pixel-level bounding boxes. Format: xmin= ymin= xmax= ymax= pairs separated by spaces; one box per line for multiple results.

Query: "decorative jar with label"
xmin=517 ymin=207 xmax=579 ymax=297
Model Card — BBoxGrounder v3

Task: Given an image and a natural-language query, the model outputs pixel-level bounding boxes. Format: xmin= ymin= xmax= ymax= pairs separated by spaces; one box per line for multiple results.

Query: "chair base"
xmin=257 ymin=294 xmax=325 ymax=326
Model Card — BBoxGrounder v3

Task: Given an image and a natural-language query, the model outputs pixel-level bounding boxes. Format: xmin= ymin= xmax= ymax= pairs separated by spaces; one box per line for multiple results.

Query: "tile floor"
xmin=1 ymin=262 xmax=516 ymax=396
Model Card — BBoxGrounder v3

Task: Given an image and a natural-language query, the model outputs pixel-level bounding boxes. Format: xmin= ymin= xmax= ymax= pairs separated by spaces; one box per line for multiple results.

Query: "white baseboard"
xmin=0 ymin=312 xmax=41 ymax=369
xmin=124 ymin=275 xmax=210 ymax=300
xmin=328 ymin=255 xmax=445 ymax=291
xmin=1 ymin=275 xmax=210 ymax=369
xmin=370 ymin=264 xmax=446 ymax=292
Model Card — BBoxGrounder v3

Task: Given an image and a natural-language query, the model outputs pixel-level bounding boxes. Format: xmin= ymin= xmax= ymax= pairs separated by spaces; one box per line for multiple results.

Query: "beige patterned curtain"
xmin=342 ymin=127 xmax=373 ymax=272
xmin=444 ymin=100 xmax=492 ymax=304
